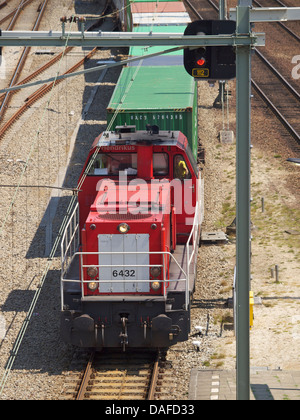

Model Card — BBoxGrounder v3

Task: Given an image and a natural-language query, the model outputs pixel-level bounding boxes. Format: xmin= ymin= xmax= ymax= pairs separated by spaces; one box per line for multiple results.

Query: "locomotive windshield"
xmin=153 ymin=153 xmax=168 ymax=175
xmin=88 ymin=153 xmax=138 ymax=176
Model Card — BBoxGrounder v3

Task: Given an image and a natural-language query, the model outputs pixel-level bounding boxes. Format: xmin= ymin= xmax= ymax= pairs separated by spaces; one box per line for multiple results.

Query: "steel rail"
xmin=199 ymin=0 xmax=300 ymax=144
xmin=0 ymin=183 xmax=79 ymax=191
xmin=254 ymin=49 xmax=300 ymax=102
xmin=206 ymin=0 xmax=218 ymax=13
xmin=0 ymin=12 xmax=111 ymax=117
xmin=253 ymin=0 xmax=300 ymax=42
xmin=68 ymin=350 xmax=162 ymax=400
xmin=0 ymin=0 xmax=35 ymax=26
xmin=0 ymin=47 xmax=97 ymax=138
xmin=0 ymin=5 xmax=112 ymax=396
xmin=0 ymin=47 xmax=73 ymax=103
xmin=147 ymin=351 xmax=160 ymax=400
xmin=206 ymin=0 xmax=300 ymax=42
xmin=5 ymin=0 xmax=26 ymax=31
xmin=76 ymin=352 xmax=95 ymax=400
xmin=183 ymin=0 xmax=204 ymax=20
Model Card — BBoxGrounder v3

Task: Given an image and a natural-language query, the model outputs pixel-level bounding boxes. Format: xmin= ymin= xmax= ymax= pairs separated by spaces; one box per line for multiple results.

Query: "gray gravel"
xmin=0 ymin=0 xmax=234 ymax=400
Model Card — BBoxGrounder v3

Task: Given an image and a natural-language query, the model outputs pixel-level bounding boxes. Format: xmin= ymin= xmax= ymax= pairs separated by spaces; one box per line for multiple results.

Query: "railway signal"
xmin=183 ymin=20 xmax=236 ymax=80
xmin=189 ymin=45 xmax=210 ymax=78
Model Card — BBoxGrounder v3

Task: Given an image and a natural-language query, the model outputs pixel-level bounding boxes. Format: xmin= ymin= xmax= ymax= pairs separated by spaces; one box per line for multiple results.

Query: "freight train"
xmin=60 ymin=0 xmax=204 ymax=350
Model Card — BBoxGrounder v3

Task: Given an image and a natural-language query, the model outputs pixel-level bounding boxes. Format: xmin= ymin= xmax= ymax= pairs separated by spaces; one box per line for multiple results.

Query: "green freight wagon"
xmin=118 ymin=0 xmax=188 ymax=31
xmin=106 ymin=65 xmax=198 ymax=160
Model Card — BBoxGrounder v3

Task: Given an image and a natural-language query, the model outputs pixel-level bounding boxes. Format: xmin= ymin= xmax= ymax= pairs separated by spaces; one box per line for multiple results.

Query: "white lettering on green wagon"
xmin=129 ymin=113 xmax=183 ymax=122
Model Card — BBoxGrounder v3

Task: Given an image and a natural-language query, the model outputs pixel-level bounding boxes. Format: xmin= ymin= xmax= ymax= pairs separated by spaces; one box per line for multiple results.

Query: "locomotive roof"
xmin=97 ymin=129 xmax=183 ymax=148
xmin=91 ymin=128 xmax=198 ymax=176
xmin=107 ymin=66 xmax=195 ymax=111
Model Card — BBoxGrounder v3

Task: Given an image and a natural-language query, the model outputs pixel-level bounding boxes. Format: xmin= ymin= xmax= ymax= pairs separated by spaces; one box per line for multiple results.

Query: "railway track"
xmin=61 ymin=350 xmax=170 ymax=400
xmin=0 ymin=0 xmax=36 ymax=28
xmin=251 ymin=0 xmax=300 ymax=152
xmin=0 ymin=4 xmax=117 ymax=138
xmin=0 ymin=46 xmax=98 ymax=138
xmin=252 ymin=51 xmax=300 ymax=152
xmin=253 ymin=0 xmax=300 ymax=41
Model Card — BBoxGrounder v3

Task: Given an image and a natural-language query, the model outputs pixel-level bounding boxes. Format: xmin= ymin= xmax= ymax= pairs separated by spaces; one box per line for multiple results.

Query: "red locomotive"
xmin=60 ymin=126 xmax=203 ymax=350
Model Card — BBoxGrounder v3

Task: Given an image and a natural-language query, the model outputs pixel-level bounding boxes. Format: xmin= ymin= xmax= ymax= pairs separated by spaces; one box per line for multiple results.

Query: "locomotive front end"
xmin=61 ymin=179 xmax=189 ymax=350
xmin=60 ymin=129 xmax=201 ymax=350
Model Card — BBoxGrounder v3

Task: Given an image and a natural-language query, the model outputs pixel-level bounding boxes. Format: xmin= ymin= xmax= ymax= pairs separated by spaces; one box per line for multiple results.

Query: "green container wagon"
xmin=128 ymin=25 xmax=186 ymax=66
xmin=106 ymin=65 xmax=198 ymax=160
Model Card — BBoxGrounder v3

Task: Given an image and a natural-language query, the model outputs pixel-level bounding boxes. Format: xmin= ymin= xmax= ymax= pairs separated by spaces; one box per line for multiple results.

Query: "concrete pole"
xmin=236 ymin=2 xmax=252 ymax=400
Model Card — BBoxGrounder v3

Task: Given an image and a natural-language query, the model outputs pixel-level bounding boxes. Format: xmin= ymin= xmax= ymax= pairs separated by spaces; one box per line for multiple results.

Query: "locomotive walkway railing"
xmin=61 ymin=201 xmax=80 ymax=278
xmin=61 ymin=250 xmax=188 ymax=311
xmin=186 ymin=201 xmax=200 ymax=294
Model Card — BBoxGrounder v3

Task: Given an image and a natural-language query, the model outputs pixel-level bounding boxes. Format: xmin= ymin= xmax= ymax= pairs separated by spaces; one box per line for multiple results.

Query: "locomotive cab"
xmin=60 ymin=128 xmax=203 ymax=350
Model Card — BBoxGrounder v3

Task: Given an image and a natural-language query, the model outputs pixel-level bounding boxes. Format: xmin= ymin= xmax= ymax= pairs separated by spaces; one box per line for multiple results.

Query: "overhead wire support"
xmin=0 ymin=30 xmax=265 ymax=48
xmin=0 ymin=31 xmax=265 ymax=96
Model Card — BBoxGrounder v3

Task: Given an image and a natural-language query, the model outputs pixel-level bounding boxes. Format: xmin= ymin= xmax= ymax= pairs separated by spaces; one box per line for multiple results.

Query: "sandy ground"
xmin=196 ymin=79 xmax=300 ymax=372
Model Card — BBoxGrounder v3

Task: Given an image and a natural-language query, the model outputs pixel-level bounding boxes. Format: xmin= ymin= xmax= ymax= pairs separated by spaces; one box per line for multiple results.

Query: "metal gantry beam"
xmin=0 ymin=30 xmax=265 ymax=48
xmin=230 ymin=6 xmax=300 ymax=22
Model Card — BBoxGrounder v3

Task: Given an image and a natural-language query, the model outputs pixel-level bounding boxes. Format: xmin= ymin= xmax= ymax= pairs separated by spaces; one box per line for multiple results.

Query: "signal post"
xmin=235 ymin=4 xmax=251 ymax=401
xmin=182 ymin=7 xmax=251 ymax=400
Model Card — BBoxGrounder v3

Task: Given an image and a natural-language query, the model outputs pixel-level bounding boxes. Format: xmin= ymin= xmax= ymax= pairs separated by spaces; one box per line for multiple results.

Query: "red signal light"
xmin=196 ymin=58 xmax=206 ymax=66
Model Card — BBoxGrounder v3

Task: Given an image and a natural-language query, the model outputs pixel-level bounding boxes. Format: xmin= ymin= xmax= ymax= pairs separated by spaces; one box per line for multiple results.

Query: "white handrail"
xmin=61 ymin=249 xmax=188 ymax=307
xmin=185 ymin=202 xmax=200 ymax=309
xmin=61 ymin=202 xmax=79 ymax=254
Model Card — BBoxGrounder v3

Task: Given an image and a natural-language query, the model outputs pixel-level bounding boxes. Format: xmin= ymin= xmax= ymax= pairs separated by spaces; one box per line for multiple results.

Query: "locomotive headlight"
xmin=117 ymin=223 xmax=130 ymax=233
xmin=88 ymin=281 xmax=98 ymax=291
xmin=150 ymin=266 xmax=161 ymax=278
xmin=151 ymin=281 xmax=161 ymax=291
xmin=87 ymin=266 xmax=98 ymax=278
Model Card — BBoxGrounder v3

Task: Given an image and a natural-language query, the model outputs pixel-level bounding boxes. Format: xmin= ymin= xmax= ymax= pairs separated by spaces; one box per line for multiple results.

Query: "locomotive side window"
xmin=173 ymin=155 xmax=191 ymax=180
xmin=88 ymin=153 xmax=137 ymax=176
xmin=153 ymin=153 xmax=169 ymax=176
